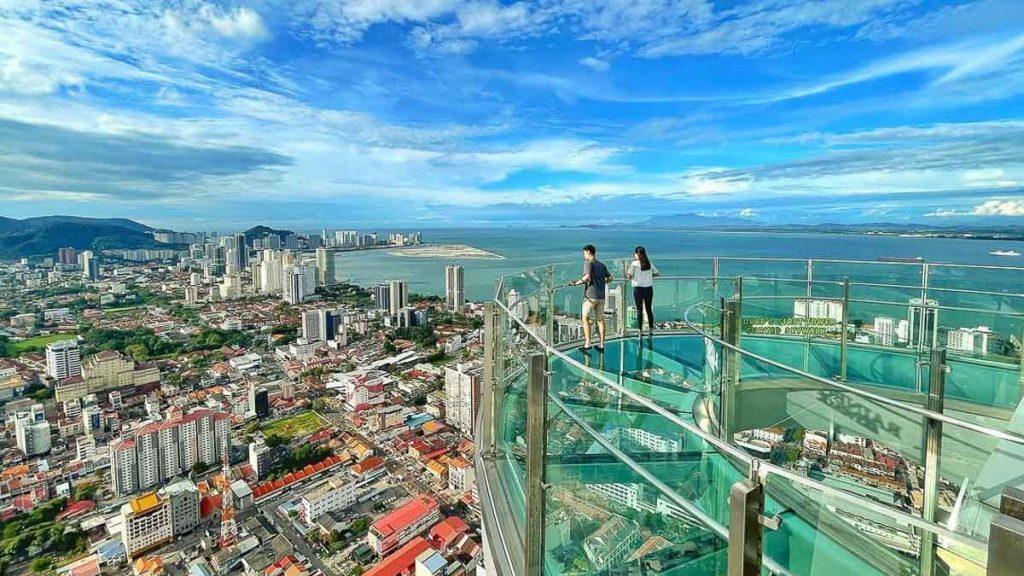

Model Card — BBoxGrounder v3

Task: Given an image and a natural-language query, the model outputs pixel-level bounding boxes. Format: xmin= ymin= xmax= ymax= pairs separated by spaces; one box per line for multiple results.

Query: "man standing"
xmin=571 ymin=244 xmax=613 ymax=353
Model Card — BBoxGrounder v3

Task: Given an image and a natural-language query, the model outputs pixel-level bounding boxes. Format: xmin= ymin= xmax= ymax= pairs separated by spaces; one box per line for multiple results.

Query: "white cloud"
xmin=579 ymin=56 xmax=610 ymax=71
xmin=971 ymin=199 xmax=1024 ymax=216
xmin=761 ymin=33 xmax=1024 ymax=103
xmin=738 ymin=208 xmax=757 ymax=217
xmin=199 ymin=6 xmax=271 ymax=41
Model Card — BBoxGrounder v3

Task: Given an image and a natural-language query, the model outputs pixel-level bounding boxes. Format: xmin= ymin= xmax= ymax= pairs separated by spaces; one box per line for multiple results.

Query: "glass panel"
xmin=542 ymin=414 xmax=729 ymax=575
xmin=761 ymin=470 xmax=987 ymax=576
xmin=544 ymin=356 xmax=733 ymax=574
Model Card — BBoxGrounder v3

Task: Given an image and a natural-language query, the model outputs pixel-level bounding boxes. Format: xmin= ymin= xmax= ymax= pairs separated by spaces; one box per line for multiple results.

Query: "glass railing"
xmin=481 ymin=258 xmax=1024 ymax=575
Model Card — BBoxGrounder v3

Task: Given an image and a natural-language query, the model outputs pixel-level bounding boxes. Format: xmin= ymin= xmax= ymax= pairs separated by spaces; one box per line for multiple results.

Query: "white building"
xmin=445 ymin=265 xmax=465 ymax=312
xmin=793 ymin=299 xmax=844 ymax=323
xmin=507 ymin=289 xmax=528 ymax=321
xmin=119 ymin=479 xmax=198 ymax=560
xmin=249 ymin=438 xmax=272 ymax=481
xmin=300 ymin=473 xmax=358 ymax=523
xmin=14 ymin=404 xmax=51 ymax=456
xmin=121 ymin=492 xmax=173 ymax=559
xmin=444 ymin=361 xmax=482 ymax=437
xmin=282 ymin=264 xmax=316 ymax=304
xmin=874 ymin=317 xmax=895 ymax=346
xmin=46 ymin=339 xmax=81 ymax=380
xmin=109 ymin=409 xmax=230 ymax=496
xmin=388 ymin=280 xmax=408 ymax=317
xmin=947 ymin=326 xmax=992 ymax=356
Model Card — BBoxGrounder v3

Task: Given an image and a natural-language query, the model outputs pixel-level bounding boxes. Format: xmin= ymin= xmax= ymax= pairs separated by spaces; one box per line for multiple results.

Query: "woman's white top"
xmin=627 ymin=261 xmax=658 ymax=287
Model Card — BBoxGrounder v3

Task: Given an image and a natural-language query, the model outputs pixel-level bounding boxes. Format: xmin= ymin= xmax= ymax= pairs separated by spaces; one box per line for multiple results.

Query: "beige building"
xmin=120 ymin=478 xmax=199 ymax=559
xmin=58 ymin=350 xmax=159 ymax=402
xmin=121 ymin=492 xmax=173 ymax=558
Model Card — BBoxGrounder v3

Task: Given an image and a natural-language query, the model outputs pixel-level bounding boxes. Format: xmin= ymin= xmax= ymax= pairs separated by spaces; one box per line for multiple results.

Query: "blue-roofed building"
xmin=405 ymin=412 xmax=434 ymax=429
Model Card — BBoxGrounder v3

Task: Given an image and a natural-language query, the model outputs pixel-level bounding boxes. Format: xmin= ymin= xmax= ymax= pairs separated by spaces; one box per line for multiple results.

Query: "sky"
xmin=1 ymin=0 xmax=1023 ymax=231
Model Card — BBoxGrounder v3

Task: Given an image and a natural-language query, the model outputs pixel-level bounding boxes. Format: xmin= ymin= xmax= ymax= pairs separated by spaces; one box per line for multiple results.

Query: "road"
xmin=257 ymin=495 xmax=339 ymax=576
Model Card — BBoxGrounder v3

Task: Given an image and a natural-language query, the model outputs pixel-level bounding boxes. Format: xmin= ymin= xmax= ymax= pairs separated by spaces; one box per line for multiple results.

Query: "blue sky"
xmin=1 ymin=0 xmax=1023 ymax=230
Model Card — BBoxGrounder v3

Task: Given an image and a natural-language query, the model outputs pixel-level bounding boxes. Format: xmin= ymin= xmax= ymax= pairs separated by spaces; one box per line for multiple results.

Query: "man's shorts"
xmin=582 ymin=297 xmax=605 ymax=320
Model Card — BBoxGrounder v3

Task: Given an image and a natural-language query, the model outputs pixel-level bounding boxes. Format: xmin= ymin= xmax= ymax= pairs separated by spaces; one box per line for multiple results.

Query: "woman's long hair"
xmin=635 ymin=246 xmax=651 ymax=271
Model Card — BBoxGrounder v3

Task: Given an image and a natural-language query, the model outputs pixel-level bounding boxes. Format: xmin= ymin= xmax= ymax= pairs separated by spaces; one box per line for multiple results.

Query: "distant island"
xmin=573 ymin=213 xmax=1024 ymax=242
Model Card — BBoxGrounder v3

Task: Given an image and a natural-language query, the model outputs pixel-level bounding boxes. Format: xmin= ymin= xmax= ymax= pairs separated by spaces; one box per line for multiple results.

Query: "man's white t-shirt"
xmin=628 ymin=261 xmax=658 ymax=287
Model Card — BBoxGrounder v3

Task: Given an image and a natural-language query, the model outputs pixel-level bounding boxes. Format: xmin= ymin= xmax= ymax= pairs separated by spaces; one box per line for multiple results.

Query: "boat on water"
xmin=990 ymin=250 xmax=1021 ymax=257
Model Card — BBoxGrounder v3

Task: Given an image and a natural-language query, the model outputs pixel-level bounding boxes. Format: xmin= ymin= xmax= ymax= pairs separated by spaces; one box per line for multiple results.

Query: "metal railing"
xmin=482 ymin=257 xmax=1024 ymax=575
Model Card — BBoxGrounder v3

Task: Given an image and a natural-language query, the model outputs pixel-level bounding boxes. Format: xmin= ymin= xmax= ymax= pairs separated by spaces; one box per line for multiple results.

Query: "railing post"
xmin=482 ymin=301 xmax=500 ymax=457
xmin=921 ymin=347 xmax=947 ymax=576
xmin=728 ymin=478 xmax=763 ymax=576
xmin=988 ymin=488 xmax=1024 ymax=576
xmin=545 ymin=266 xmax=555 ymax=345
xmin=840 ymin=277 xmax=850 ymax=382
xmin=721 ymin=292 xmax=742 ymax=441
xmin=619 ymin=260 xmax=628 ymax=337
xmin=525 ymin=353 xmax=548 ymax=575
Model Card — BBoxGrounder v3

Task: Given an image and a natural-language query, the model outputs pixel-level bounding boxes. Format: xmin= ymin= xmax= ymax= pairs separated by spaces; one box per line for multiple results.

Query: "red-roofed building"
xmin=200 ymin=494 xmax=222 ymax=519
xmin=56 ymin=500 xmax=96 ymax=521
xmin=351 ymin=456 xmax=385 ymax=480
xmin=363 ymin=537 xmax=432 ymax=576
xmin=368 ymin=496 xmax=441 ymax=555
xmin=429 ymin=517 xmax=469 ymax=549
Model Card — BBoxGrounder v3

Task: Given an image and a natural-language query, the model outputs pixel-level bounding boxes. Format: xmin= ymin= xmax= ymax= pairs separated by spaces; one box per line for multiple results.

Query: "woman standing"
xmin=626 ymin=246 xmax=658 ymax=338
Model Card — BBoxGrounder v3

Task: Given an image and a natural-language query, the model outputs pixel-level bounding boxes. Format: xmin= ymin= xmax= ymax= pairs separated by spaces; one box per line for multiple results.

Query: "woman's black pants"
xmin=633 ymin=286 xmax=654 ymax=331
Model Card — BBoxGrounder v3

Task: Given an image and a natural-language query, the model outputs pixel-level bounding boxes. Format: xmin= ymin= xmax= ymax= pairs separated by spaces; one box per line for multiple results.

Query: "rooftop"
xmin=371 ymin=496 xmax=438 ymax=538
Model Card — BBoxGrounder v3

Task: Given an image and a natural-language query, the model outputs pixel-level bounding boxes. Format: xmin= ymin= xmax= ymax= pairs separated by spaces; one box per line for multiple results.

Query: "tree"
xmin=124 ymin=343 xmax=149 ymax=361
xmin=30 ymin=556 xmax=52 ymax=573
xmin=192 ymin=461 xmax=210 ymax=475
xmin=73 ymin=482 xmax=98 ymax=501
xmin=383 ymin=341 xmax=397 ymax=355
xmin=350 ymin=516 xmax=370 ymax=535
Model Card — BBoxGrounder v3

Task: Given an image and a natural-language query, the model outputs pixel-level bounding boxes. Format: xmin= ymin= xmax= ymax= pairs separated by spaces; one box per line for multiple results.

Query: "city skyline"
xmin=1 ymin=1 xmax=1023 ymax=229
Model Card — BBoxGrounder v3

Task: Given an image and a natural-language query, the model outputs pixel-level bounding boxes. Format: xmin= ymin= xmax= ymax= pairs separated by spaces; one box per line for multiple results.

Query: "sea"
xmin=331 ymin=228 xmax=1023 ymax=301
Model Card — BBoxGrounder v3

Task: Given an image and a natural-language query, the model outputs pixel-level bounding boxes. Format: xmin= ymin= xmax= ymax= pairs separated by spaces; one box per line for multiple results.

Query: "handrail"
xmin=681 ymin=299 xmax=1024 ymax=446
xmin=490 ymin=290 xmax=989 ymax=555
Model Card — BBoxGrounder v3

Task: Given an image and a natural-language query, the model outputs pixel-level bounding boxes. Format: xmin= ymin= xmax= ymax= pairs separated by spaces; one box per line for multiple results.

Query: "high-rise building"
xmin=444 ymin=361 xmax=483 ymax=437
xmin=80 ymin=250 xmax=99 ymax=281
xmin=445 ymin=265 xmax=465 ymax=311
xmin=947 ymin=326 xmax=992 ymax=356
xmin=874 ymin=317 xmax=895 ymax=346
xmin=793 ymin=298 xmax=844 ymax=323
xmin=46 ymin=339 xmax=81 ymax=380
xmin=14 ymin=404 xmax=51 ymax=456
xmin=302 ymin=308 xmax=342 ymax=342
xmin=248 ymin=385 xmax=269 ymax=419
xmin=234 ymin=233 xmax=247 ymax=268
xmin=58 ymin=247 xmax=77 ymax=265
xmin=109 ymin=409 xmax=230 ymax=496
xmin=249 ymin=438 xmax=272 ymax=481
xmin=388 ymin=280 xmax=408 ymax=316
xmin=120 ymin=478 xmax=199 ymax=559
xmin=908 ymin=298 xmax=939 ymax=349
xmin=374 ymin=284 xmax=390 ymax=312
xmin=282 ymin=264 xmax=315 ymax=304
xmin=316 ymin=247 xmax=336 ymax=286
xmin=507 ymin=289 xmax=528 ymax=321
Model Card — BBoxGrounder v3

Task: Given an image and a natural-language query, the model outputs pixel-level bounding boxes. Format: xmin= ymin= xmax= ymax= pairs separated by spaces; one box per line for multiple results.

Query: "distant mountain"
xmin=242 ymin=225 xmax=293 ymax=246
xmin=637 ymin=213 xmax=763 ymax=228
xmin=0 ymin=216 xmax=156 ymax=259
